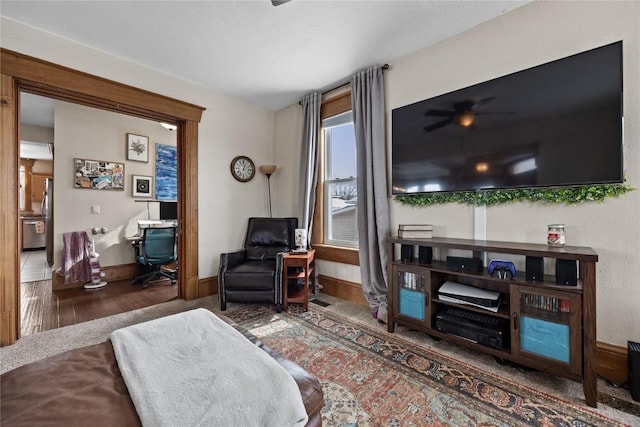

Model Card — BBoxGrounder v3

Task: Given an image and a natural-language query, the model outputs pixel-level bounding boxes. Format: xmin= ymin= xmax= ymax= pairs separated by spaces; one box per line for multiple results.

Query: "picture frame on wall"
xmin=74 ymin=158 xmax=125 ymax=190
xmin=155 ymin=143 xmax=177 ymax=200
xmin=132 ymin=175 xmax=153 ymax=197
xmin=127 ymin=133 xmax=149 ymax=162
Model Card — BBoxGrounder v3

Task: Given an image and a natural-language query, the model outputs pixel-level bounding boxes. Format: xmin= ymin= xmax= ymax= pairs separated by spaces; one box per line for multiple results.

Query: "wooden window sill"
xmin=313 ymin=244 xmax=360 ymax=266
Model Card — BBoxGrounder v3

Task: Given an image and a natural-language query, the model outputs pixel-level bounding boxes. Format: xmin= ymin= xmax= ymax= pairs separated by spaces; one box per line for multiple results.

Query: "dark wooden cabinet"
xmin=387 ymin=237 xmax=598 ymax=407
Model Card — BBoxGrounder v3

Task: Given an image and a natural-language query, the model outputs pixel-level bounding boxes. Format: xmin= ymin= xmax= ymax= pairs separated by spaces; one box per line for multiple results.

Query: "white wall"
xmin=21 ymin=124 xmax=53 ymax=144
xmin=2 ymin=17 xmax=276 ymax=278
xmin=53 ymin=101 xmax=176 ymax=268
xmin=276 ymin=1 xmax=640 ymax=347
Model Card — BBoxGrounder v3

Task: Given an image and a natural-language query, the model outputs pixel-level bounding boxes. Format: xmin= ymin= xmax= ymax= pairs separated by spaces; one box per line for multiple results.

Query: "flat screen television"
xmin=391 ymin=41 xmax=623 ymax=195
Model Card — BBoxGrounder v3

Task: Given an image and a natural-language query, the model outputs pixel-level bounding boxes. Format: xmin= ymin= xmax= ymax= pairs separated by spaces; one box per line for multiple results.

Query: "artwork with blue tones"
xmin=155 ymin=144 xmax=177 ymax=200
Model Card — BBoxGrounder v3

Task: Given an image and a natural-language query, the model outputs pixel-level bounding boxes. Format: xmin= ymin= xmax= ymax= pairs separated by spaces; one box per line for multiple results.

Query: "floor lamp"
xmin=260 ymin=165 xmax=277 ymax=217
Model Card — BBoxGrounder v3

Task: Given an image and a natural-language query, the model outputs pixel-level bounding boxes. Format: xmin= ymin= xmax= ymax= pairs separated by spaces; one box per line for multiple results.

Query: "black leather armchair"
xmin=218 ymin=217 xmax=298 ymax=311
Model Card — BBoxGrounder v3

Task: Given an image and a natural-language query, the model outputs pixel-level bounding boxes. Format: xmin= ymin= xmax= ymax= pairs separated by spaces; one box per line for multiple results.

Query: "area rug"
xmin=227 ymin=304 xmax=629 ymax=427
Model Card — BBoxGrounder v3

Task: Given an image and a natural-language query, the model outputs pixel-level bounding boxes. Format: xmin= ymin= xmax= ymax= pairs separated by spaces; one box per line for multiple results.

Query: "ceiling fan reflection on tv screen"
xmin=423 ymin=97 xmax=515 ymax=132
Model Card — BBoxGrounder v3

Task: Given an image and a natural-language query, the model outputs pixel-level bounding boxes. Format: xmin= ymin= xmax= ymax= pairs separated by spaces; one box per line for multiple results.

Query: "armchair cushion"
xmin=223 ymin=260 xmax=277 ymax=291
xmin=245 ymin=217 xmax=295 ymax=261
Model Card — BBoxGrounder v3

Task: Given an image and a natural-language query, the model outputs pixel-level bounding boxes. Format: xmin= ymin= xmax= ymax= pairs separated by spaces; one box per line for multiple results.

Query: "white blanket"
xmin=110 ymin=308 xmax=308 ymax=427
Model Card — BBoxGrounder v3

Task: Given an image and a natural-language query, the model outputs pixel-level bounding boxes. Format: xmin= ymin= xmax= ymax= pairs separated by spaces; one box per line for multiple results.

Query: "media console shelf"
xmin=387 ymin=237 xmax=599 ymax=407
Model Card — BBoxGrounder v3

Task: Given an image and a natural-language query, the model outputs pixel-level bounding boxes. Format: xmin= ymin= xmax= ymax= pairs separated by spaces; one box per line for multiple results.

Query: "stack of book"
xmin=398 ymin=224 xmax=433 ymax=239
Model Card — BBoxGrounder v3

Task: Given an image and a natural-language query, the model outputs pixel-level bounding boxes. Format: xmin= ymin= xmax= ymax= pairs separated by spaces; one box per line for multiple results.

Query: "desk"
xmin=282 ymin=249 xmax=315 ymax=311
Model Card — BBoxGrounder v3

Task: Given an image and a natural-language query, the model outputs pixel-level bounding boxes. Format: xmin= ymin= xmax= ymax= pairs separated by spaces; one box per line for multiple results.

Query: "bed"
xmin=1 ymin=309 xmax=324 ymax=426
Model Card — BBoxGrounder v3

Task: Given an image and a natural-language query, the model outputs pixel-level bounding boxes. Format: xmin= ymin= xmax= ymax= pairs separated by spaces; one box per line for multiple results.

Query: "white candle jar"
xmin=547 ymin=224 xmax=566 ymax=246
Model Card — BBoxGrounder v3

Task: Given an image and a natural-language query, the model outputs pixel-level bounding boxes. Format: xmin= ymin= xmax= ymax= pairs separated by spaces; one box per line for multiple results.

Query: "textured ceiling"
xmin=2 ymin=0 xmax=530 ymax=114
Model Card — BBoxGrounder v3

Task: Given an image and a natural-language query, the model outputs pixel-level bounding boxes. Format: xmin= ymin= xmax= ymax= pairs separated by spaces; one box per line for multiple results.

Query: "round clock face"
xmin=230 ymin=155 xmax=255 ymax=182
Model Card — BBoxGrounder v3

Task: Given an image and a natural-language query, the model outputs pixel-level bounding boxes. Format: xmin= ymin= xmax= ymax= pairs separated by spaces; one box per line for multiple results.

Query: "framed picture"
xmin=155 ymin=143 xmax=178 ymax=200
xmin=132 ymin=175 xmax=153 ymax=197
xmin=127 ymin=133 xmax=149 ymax=162
xmin=74 ymin=158 xmax=125 ymax=190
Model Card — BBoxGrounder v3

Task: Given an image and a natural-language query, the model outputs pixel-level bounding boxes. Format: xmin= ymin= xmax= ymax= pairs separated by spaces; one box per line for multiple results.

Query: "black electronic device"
xmin=436 ymin=307 xmax=508 ymax=350
xmin=526 ymin=256 xmax=544 ymax=282
xmin=556 ymin=259 xmax=578 ymax=286
xmin=159 ymin=201 xmax=178 ymax=220
xmin=629 ymin=341 xmax=640 ymax=402
xmin=446 ymin=256 xmax=483 ymax=273
xmin=400 ymin=244 xmax=413 ymax=262
xmin=418 ymin=246 xmax=432 ymax=264
xmin=391 ymin=41 xmax=623 ymax=195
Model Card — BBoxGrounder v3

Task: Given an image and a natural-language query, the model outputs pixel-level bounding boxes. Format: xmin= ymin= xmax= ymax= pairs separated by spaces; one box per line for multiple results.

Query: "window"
xmin=322 ymin=111 xmax=357 ymax=248
xmin=312 ymin=90 xmax=360 ymax=265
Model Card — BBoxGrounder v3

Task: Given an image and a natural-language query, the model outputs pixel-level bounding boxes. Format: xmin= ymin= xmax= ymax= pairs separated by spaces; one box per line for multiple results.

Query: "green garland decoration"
xmin=394 ymin=182 xmax=634 ymax=207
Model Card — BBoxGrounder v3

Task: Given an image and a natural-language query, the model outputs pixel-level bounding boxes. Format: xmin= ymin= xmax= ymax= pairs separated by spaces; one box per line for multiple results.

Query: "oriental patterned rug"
xmin=228 ymin=304 xmax=629 ymax=427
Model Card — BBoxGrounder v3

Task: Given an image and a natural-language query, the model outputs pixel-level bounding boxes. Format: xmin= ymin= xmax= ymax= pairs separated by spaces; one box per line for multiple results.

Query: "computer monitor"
xmin=159 ymin=201 xmax=178 ymax=220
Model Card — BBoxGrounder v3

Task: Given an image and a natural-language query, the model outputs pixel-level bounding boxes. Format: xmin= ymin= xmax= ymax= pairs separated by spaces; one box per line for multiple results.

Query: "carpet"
xmin=1 ymin=295 xmax=638 ymax=426
xmin=228 ymin=304 xmax=632 ymax=427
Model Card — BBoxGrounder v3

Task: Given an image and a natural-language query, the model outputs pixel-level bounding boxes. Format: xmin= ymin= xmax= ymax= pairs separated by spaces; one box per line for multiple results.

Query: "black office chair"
xmin=134 ymin=226 xmax=178 ymax=288
xmin=218 ymin=217 xmax=297 ymax=311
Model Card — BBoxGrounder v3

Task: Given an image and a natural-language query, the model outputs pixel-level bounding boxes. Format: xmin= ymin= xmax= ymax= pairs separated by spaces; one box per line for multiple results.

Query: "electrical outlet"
xmin=91 ymin=205 xmax=100 ymax=214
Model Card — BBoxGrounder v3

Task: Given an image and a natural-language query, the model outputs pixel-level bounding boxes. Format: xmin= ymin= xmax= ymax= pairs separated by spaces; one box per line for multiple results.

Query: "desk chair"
xmin=134 ymin=226 xmax=177 ymax=288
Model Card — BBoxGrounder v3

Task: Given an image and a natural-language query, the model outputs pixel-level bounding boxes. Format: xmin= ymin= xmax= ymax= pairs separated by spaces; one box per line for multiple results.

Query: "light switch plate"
xmin=91 ymin=205 xmax=100 ymax=214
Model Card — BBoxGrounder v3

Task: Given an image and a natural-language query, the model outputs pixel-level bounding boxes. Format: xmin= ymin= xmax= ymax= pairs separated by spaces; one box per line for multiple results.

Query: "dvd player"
xmin=436 ymin=307 xmax=508 ymax=350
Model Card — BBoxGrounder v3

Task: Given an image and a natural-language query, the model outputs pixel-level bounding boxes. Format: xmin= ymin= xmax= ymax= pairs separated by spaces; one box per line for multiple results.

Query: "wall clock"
xmin=230 ymin=155 xmax=255 ymax=182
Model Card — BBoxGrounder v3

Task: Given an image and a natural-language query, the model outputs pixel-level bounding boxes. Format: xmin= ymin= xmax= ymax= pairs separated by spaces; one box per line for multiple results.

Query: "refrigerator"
xmin=42 ymin=178 xmax=54 ymax=266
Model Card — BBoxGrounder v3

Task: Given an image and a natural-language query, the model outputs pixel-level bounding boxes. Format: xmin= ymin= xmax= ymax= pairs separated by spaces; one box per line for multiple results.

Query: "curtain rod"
xmin=298 ymin=63 xmax=389 ymax=105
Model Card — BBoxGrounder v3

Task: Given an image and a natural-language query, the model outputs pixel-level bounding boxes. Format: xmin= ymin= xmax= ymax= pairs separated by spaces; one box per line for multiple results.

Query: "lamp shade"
xmin=260 ymin=165 xmax=277 ymax=175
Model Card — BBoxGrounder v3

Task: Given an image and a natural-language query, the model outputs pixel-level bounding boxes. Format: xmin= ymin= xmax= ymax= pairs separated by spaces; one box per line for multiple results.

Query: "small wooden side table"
xmin=282 ymin=249 xmax=315 ymax=311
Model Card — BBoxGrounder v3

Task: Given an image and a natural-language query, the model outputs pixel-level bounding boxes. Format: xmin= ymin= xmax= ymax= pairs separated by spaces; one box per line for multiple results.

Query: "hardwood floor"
xmin=20 ymin=278 xmax=179 ymax=337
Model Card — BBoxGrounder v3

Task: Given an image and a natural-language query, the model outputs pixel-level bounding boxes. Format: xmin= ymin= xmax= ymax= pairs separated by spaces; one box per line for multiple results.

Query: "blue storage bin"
xmin=520 ymin=316 xmax=570 ymax=363
xmin=399 ymin=288 xmax=425 ymax=320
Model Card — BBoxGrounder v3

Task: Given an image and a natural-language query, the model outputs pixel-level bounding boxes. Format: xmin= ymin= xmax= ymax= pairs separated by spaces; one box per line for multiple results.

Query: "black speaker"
xmin=526 ymin=256 xmax=544 ymax=282
xmin=555 ymin=259 xmax=577 ymax=286
xmin=446 ymin=256 xmax=482 ymax=273
xmin=418 ymin=246 xmax=433 ymax=264
xmin=629 ymin=341 xmax=640 ymax=402
xmin=400 ymin=244 xmax=413 ymax=262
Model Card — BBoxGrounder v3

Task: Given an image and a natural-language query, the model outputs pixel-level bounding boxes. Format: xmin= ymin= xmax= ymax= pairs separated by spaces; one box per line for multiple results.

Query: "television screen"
xmin=391 ymin=41 xmax=623 ymax=195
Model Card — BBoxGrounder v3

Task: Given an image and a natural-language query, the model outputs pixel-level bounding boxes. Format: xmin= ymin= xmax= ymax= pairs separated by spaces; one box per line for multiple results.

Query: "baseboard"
xmin=317 ymin=274 xmax=369 ymax=308
xmin=52 ymin=263 xmax=136 ymax=290
xmin=597 ymin=342 xmax=628 ymax=385
xmin=198 ymin=276 xmax=218 ymax=297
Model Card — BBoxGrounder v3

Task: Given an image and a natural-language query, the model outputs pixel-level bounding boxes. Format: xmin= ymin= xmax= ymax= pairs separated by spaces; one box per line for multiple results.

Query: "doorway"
xmin=17 ymin=92 xmax=182 ymax=337
xmin=1 ymin=48 xmax=204 ymax=346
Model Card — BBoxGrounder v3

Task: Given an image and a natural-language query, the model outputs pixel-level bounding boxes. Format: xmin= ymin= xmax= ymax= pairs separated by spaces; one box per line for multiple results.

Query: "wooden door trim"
xmin=1 ymin=48 xmax=205 ymax=346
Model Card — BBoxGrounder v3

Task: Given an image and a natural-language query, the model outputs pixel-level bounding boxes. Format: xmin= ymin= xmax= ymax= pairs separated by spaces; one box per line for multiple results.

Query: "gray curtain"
xmin=351 ymin=66 xmax=390 ymax=322
xmin=298 ymin=92 xmax=321 ymax=248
